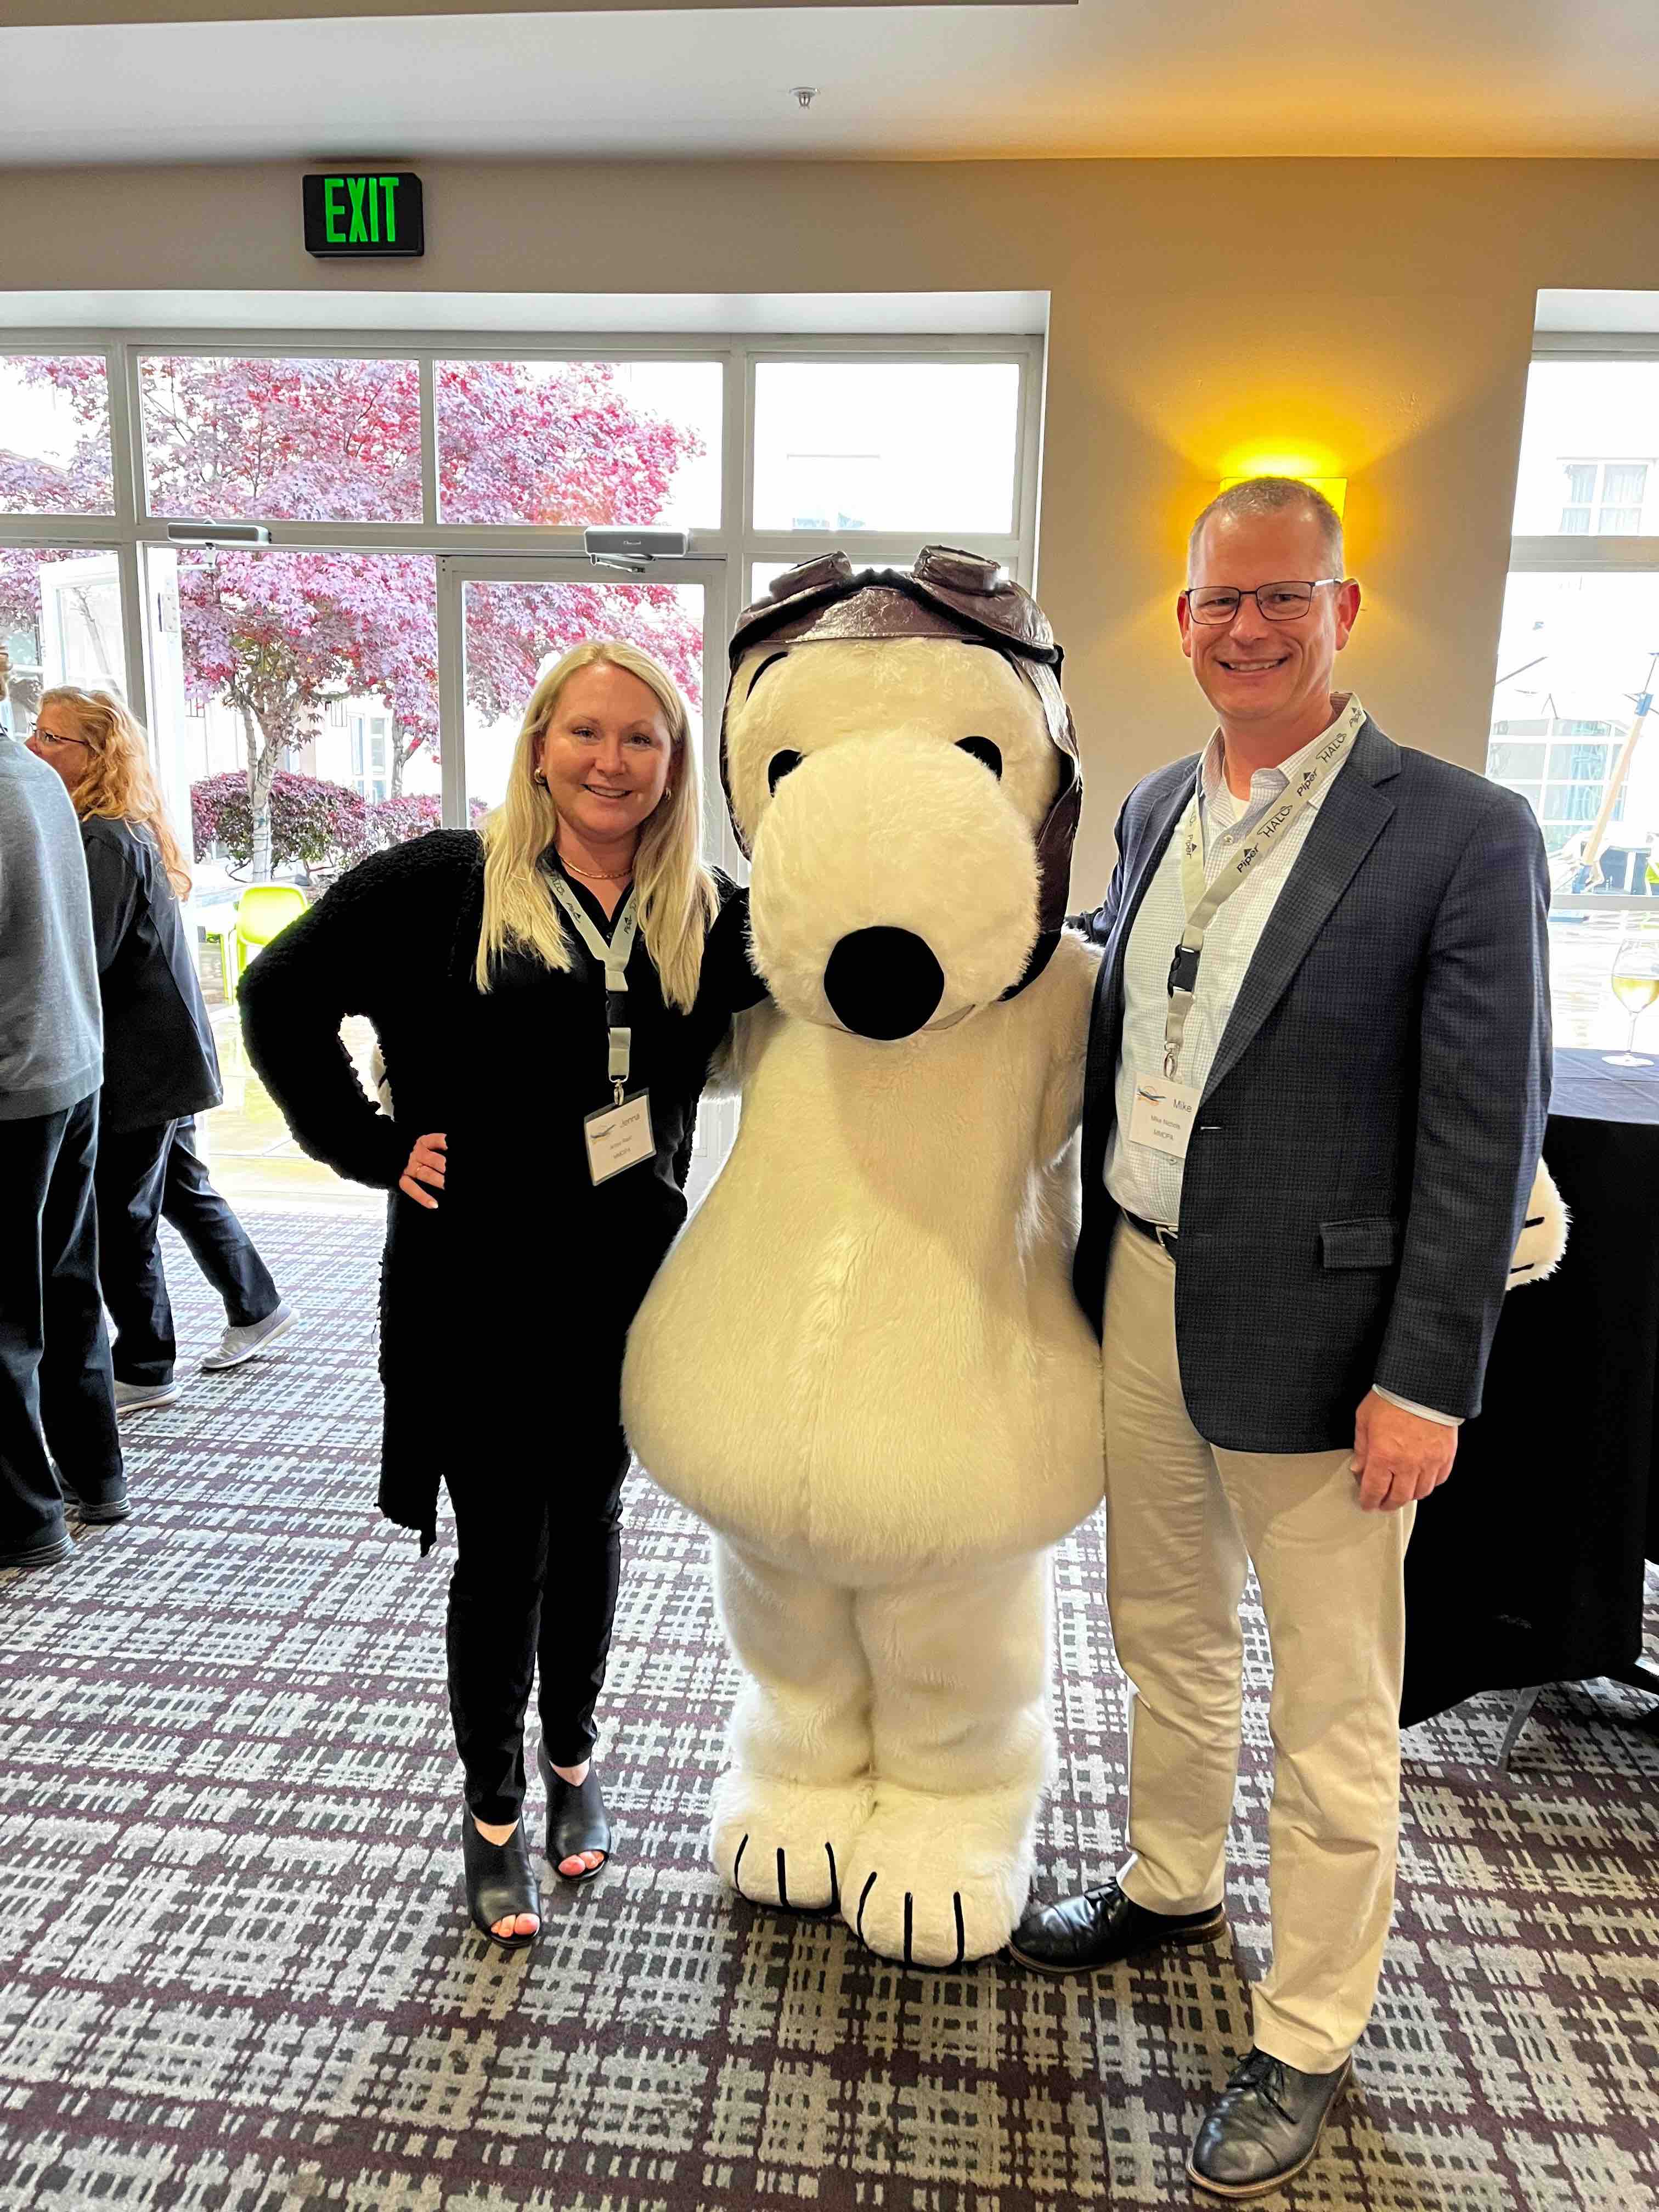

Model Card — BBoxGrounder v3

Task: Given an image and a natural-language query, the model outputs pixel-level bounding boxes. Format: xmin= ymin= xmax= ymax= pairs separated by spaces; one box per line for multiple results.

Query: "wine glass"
xmin=1605 ymin=936 xmax=1659 ymax=1066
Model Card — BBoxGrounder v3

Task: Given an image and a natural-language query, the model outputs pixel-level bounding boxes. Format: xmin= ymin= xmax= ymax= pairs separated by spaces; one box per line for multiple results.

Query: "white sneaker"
xmin=114 ymin=1378 xmax=183 ymax=1415
xmin=200 ymin=1300 xmax=295 ymax=1372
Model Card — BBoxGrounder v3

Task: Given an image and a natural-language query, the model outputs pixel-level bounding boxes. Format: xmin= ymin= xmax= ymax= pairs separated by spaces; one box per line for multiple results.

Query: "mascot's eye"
xmin=957 ymin=737 xmax=1003 ymax=780
xmin=768 ymin=750 xmax=804 ymax=794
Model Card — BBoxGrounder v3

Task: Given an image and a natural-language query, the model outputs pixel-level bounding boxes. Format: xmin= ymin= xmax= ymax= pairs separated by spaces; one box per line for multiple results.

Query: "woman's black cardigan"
xmin=238 ymin=830 xmax=755 ymax=1551
xmin=81 ymin=816 xmax=221 ymax=1133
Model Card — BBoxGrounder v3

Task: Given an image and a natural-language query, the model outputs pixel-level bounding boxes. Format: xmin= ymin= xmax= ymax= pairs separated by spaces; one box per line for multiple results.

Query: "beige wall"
xmin=4 ymin=156 xmax=1658 ymax=891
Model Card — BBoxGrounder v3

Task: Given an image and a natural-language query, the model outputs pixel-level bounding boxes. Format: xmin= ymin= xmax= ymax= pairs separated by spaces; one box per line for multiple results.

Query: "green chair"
xmin=196 ymin=905 xmax=240 ymax=1002
xmin=228 ymin=882 xmax=308 ymax=1000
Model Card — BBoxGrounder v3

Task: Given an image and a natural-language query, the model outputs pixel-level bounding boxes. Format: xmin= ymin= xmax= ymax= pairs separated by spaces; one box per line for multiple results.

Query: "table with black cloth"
xmin=1401 ymin=1046 xmax=1659 ymax=1733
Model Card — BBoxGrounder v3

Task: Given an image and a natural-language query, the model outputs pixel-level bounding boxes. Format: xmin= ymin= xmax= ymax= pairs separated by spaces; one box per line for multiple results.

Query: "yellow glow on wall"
xmin=1219 ymin=468 xmax=1347 ymax=518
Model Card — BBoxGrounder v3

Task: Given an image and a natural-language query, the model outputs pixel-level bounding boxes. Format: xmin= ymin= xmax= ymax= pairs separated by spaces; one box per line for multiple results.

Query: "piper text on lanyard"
xmin=546 ymin=871 xmax=657 ymax=1186
xmin=1162 ymin=721 xmax=1357 ymax=1086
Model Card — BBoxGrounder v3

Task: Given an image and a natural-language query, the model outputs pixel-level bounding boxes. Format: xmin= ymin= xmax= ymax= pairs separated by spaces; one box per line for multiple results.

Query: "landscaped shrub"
xmin=191 ymin=771 xmax=366 ymax=877
xmin=365 ymin=791 xmax=489 ymax=848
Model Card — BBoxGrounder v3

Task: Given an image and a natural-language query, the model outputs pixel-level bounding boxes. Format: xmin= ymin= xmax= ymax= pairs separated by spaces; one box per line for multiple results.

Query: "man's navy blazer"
xmin=1071 ymin=715 xmax=1551 ymax=1453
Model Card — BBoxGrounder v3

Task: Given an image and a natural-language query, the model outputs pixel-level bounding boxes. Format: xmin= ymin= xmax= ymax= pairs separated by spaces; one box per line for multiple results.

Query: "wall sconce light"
xmin=1220 ymin=471 xmax=1347 ymax=519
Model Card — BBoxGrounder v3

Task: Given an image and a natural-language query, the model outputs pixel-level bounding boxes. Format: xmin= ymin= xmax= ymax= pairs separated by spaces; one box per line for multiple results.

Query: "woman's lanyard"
xmin=1163 ymin=721 xmax=1357 ymax=1081
xmin=546 ymin=871 xmax=656 ymax=1186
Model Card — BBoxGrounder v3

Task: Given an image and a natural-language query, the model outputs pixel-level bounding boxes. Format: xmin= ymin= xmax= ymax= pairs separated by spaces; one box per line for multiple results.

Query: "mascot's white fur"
xmin=623 ymin=548 xmax=1103 ymax=1968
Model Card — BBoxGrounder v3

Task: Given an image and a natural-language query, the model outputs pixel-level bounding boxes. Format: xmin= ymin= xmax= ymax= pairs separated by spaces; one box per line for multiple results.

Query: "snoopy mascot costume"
xmin=622 ymin=546 xmax=1104 ymax=1969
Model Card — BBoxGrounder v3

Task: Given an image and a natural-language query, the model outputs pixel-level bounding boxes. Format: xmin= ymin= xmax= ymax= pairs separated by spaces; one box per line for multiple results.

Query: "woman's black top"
xmin=80 ymin=815 xmax=222 ymax=1135
xmin=239 ymin=828 xmax=758 ymax=1550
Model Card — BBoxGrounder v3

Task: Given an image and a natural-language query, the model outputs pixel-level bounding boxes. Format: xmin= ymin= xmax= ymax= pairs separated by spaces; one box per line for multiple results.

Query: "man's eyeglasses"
xmin=1183 ymin=578 xmax=1346 ymax=626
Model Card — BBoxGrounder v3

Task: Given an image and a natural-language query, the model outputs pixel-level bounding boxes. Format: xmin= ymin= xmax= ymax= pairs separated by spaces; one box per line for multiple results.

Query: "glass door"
xmin=438 ymin=556 xmax=740 ymax=1202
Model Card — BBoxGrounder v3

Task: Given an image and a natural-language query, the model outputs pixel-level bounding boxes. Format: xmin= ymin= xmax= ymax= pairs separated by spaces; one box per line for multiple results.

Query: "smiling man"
xmin=1016 ymin=478 xmax=1551 ymax=2197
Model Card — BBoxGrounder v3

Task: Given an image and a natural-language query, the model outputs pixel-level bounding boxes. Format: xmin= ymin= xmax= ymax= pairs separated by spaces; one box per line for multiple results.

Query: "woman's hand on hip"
xmin=399 ymin=1132 xmax=447 ymax=1209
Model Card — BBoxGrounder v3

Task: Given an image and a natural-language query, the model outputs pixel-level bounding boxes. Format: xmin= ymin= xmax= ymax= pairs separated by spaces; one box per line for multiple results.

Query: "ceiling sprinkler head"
xmin=790 ymin=85 xmax=818 ymax=109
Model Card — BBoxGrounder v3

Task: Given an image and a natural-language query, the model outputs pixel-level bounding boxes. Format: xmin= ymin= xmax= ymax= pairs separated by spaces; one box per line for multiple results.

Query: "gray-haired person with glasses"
xmin=1015 ymin=477 xmax=1550 ymax=2198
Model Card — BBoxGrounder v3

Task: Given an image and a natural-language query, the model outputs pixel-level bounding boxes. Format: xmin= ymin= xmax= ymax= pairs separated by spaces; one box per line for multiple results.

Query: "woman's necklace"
xmin=558 ymin=851 xmax=634 ymax=881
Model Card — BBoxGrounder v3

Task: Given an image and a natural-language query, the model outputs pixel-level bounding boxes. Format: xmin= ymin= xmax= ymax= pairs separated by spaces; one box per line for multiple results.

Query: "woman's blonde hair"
xmin=476 ymin=638 xmax=717 ymax=1011
xmin=41 ymin=687 xmax=191 ymax=899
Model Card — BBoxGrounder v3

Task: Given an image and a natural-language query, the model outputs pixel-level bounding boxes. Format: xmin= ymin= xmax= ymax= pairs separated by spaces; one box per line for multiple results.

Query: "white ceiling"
xmin=4 ymin=0 xmax=1659 ymax=168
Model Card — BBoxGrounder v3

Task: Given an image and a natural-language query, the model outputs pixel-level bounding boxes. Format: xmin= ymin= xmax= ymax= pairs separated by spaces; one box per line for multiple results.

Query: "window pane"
xmin=1598 ymin=507 xmax=1643 ymax=533
xmin=1513 ymin=362 xmax=1659 ymax=534
xmin=139 ymin=356 xmax=421 ymax=523
xmin=437 ymin=360 xmax=721 ymax=528
xmin=1487 ymin=570 xmax=1659 ymax=904
xmin=459 ymin=579 xmax=704 ymax=819
xmin=171 ymin=546 xmax=438 ymax=868
xmin=1487 ymin=741 xmax=1546 ymax=780
xmin=1604 ymin=463 xmax=1648 ymax=507
xmin=1545 ymin=781 xmax=1600 ymax=822
xmin=1548 ymin=742 xmax=1610 ymax=780
xmin=1560 ymin=508 xmax=1591 ymax=533
xmin=0 ymin=355 xmax=114 ymax=515
xmin=0 ymin=548 xmax=126 ymax=727
xmin=753 ymin=362 xmax=1021 ymax=535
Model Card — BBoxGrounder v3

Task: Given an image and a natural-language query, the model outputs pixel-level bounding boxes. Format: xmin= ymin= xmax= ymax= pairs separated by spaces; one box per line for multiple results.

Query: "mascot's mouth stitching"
xmin=826 ymin=1002 xmax=975 ymax=1039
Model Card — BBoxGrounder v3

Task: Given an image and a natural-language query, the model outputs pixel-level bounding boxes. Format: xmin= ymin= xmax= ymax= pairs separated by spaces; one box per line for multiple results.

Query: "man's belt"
xmin=1122 ymin=1209 xmax=1180 ymax=1256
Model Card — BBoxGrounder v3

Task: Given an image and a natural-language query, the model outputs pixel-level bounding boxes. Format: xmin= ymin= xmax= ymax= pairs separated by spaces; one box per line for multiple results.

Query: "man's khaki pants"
xmin=1101 ymin=1217 xmax=1413 ymax=2075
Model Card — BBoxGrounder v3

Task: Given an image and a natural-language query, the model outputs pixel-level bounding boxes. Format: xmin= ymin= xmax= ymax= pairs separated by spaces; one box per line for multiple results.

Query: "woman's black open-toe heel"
xmin=460 ymin=1803 xmax=541 ymax=1947
xmin=538 ymin=1741 xmax=612 ymax=1883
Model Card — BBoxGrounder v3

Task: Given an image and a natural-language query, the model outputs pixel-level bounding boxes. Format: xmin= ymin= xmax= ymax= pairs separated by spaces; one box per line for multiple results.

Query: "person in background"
xmin=240 ymin=639 xmax=763 ymax=1951
xmin=1016 ymin=479 xmax=1550 ymax=2198
xmin=29 ymin=689 xmax=293 ymax=1415
xmin=0 ymin=648 xmax=126 ymax=1567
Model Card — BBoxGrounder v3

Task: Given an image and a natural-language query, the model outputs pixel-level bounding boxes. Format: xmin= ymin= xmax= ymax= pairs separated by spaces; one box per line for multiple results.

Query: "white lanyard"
xmin=546 ymin=871 xmax=640 ymax=1105
xmin=1162 ymin=721 xmax=1356 ymax=1079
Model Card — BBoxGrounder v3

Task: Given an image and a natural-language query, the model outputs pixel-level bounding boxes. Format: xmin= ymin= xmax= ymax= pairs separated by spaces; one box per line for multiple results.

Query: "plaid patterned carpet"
xmin=2 ymin=1207 xmax=1657 ymax=2212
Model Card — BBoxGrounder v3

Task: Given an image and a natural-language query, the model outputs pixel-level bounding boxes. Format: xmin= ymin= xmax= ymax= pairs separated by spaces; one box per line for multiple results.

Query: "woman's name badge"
xmin=1127 ymin=1071 xmax=1199 ymax=1161
xmin=584 ymin=1091 xmax=654 ymax=1185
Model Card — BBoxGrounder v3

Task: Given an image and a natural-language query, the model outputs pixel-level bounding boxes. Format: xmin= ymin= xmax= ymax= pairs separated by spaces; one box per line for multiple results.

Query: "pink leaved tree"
xmin=1 ymin=353 xmax=703 ymax=878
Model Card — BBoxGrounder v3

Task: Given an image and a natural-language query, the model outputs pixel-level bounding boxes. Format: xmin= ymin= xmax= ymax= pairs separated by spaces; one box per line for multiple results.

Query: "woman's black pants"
xmin=94 ymin=1115 xmax=281 ymax=1385
xmin=443 ymin=1422 xmax=631 ymax=1827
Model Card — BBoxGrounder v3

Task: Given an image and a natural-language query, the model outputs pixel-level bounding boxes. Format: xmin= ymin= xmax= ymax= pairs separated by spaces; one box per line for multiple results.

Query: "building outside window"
xmin=1496 ymin=342 xmax=1659 ymax=1046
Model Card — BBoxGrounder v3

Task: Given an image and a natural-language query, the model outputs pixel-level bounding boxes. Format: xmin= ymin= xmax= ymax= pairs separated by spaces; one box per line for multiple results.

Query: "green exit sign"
xmin=303 ymin=172 xmax=424 ymax=258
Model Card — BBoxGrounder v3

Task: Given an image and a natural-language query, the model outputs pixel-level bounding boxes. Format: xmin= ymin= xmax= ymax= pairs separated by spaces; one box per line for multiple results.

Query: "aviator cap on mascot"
xmin=623 ymin=543 xmax=1107 ymax=1970
xmin=720 ymin=543 xmax=1084 ymax=1037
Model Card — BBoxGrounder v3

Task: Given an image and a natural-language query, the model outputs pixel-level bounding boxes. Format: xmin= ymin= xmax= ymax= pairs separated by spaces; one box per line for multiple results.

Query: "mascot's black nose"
xmin=823 ymin=927 xmax=945 ymax=1040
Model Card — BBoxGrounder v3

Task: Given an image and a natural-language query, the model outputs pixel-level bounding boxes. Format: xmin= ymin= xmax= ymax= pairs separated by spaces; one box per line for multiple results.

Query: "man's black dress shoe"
xmin=1008 ymin=1877 xmax=1226 ymax=1974
xmin=1187 ymin=2046 xmax=1351 ymax=2198
xmin=538 ymin=1741 xmax=611 ymax=1884
xmin=460 ymin=1805 xmax=540 ymax=1948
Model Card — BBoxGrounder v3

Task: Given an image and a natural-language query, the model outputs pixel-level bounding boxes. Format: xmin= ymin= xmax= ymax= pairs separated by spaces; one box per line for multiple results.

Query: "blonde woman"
xmin=240 ymin=641 xmax=760 ymax=1949
xmin=29 ymin=690 xmax=291 ymax=1417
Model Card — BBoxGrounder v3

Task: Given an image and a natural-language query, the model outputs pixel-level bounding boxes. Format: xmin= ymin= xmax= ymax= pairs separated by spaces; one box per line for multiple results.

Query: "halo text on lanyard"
xmin=1126 ymin=721 xmax=1356 ymax=1169
xmin=547 ymin=870 xmax=657 ymax=1186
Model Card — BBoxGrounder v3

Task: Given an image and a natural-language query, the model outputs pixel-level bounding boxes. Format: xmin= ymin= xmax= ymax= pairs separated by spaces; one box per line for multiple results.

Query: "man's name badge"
xmin=584 ymin=1091 xmax=654 ymax=1185
xmin=1127 ymin=1071 xmax=1199 ymax=1162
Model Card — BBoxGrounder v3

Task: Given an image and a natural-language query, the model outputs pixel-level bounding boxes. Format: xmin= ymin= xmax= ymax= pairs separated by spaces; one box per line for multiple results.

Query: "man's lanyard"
xmin=1162 ymin=721 xmax=1357 ymax=1080
xmin=546 ymin=871 xmax=640 ymax=1105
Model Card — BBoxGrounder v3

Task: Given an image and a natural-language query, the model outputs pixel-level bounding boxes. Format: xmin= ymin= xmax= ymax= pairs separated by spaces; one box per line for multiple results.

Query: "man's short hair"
xmin=1187 ymin=476 xmax=1345 ymax=582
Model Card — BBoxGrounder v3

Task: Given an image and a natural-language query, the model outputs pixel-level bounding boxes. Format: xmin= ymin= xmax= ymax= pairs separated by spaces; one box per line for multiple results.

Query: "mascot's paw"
xmin=840 ymin=1789 xmax=1033 ymax=1968
xmin=712 ymin=1770 xmax=876 ymax=1915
